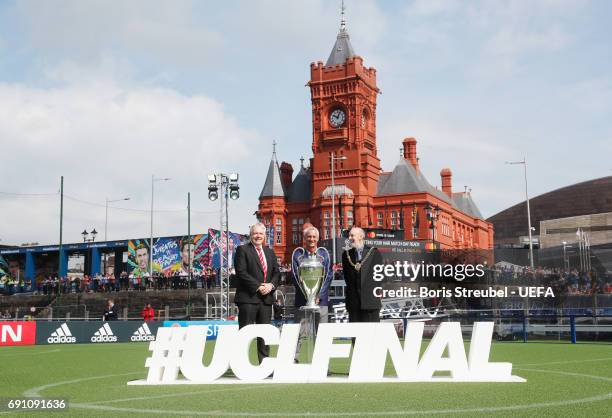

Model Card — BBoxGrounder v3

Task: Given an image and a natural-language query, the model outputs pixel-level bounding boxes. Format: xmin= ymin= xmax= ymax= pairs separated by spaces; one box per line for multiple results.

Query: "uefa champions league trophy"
xmin=297 ymin=253 xmax=325 ymax=310
xmin=296 ymin=252 xmax=326 ymax=362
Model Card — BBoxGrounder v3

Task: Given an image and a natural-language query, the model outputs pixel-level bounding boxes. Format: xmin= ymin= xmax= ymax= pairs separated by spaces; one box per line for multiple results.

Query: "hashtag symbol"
xmin=145 ymin=327 xmax=188 ymax=383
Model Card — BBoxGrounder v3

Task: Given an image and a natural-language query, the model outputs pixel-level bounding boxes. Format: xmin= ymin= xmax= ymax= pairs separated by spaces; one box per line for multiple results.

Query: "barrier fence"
xmin=0 ymin=320 xmax=162 ymax=346
xmin=1 ymin=312 xmax=609 ymax=347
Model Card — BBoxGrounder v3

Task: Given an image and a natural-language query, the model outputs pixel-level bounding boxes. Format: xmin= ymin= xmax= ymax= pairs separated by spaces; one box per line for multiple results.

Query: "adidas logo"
xmin=47 ymin=323 xmax=76 ymax=344
xmin=131 ymin=323 xmax=155 ymax=342
xmin=91 ymin=323 xmax=118 ymax=343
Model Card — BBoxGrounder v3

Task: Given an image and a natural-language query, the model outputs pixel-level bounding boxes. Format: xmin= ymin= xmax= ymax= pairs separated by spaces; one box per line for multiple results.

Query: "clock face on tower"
xmin=329 ymin=109 xmax=346 ymax=128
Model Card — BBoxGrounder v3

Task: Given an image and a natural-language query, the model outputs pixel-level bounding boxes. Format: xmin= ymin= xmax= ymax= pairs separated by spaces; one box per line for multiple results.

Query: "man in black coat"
xmin=234 ymin=222 xmax=281 ymax=363
xmin=103 ymin=299 xmax=119 ymax=321
xmin=341 ymin=226 xmax=382 ymax=323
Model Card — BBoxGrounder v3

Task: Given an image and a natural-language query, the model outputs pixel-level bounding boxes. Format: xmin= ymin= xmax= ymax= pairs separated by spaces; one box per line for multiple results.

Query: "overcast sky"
xmin=1 ymin=0 xmax=611 ymax=246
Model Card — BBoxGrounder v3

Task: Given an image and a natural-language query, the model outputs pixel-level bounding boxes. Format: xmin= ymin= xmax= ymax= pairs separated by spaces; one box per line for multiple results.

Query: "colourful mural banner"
xmin=0 ymin=254 xmax=24 ymax=287
xmin=0 ymin=255 xmax=7 ymax=280
xmin=0 ymin=255 xmax=8 ymax=286
xmin=207 ymin=229 xmax=246 ymax=270
xmin=127 ymin=234 xmax=209 ymax=277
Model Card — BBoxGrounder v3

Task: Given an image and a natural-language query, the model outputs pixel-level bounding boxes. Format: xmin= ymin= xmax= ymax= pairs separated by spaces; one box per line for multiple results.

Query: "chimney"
xmin=440 ymin=168 xmax=452 ymax=197
xmin=402 ymin=137 xmax=419 ymax=172
xmin=279 ymin=162 xmax=294 ymax=191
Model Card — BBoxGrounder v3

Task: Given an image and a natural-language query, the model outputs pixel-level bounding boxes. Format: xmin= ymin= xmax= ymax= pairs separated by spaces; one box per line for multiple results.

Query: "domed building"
xmin=487 ymin=176 xmax=612 ymax=247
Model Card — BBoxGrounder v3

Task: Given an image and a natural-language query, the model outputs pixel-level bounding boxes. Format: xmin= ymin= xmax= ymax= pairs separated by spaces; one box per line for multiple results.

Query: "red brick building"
xmin=257 ymin=19 xmax=493 ymax=262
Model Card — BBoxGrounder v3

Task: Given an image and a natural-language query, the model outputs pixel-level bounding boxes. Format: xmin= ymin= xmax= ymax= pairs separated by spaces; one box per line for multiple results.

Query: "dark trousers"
xmin=237 ymin=303 xmax=272 ymax=363
xmin=348 ymin=308 xmax=380 ymax=323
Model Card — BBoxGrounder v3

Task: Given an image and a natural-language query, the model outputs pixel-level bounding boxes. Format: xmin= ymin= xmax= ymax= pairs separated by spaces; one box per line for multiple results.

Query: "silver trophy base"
xmin=299 ymin=305 xmax=321 ymax=312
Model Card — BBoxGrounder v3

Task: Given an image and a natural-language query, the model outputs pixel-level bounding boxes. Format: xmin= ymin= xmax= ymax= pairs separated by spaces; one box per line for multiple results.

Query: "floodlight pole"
xmin=208 ymin=173 xmax=239 ymax=320
xmin=187 ymin=192 xmax=191 ymax=317
xmin=58 ymin=175 xmax=64 ymax=305
xmin=150 ymin=175 xmax=154 ymax=278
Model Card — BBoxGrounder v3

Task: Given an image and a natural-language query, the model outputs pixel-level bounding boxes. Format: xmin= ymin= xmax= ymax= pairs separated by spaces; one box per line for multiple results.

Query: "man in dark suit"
xmin=234 ymin=222 xmax=281 ymax=363
xmin=103 ymin=299 xmax=119 ymax=321
xmin=341 ymin=226 xmax=382 ymax=323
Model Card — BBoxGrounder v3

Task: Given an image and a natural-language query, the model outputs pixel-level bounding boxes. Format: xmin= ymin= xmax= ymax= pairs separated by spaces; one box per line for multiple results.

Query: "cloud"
xmin=229 ymin=0 xmax=386 ymax=64
xmin=404 ymin=0 xmax=463 ymax=17
xmin=398 ymin=0 xmax=581 ymax=80
xmin=557 ymin=77 xmax=612 ymax=114
xmin=0 ymin=77 xmax=263 ymax=244
xmin=1 ymin=0 xmax=610 ymax=245
xmin=377 ymin=114 xmax=517 ymax=218
xmin=12 ymin=0 xmax=222 ymax=69
xmin=469 ymin=1 xmax=581 ymax=79
xmin=484 ymin=25 xmax=569 ymax=57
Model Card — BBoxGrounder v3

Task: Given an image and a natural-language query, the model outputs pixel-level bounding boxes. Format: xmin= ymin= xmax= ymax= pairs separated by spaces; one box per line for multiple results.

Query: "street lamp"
xmin=82 ymin=229 xmax=98 ymax=242
xmin=208 ymin=172 xmax=240 ymax=319
xmin=151 ymin=176 xmax=171 ymax=277
xmin=424 ymin=203 xmax=441 ymax=248
xmin=105 ymin=197 xmax=130 ymax=241
xmin=103 ymin=196 xmax=130 ymax=276
xmin=330 ymin=152 xmax=347 ymax=264
xmin=505 ymin=158 xmax=535 ymax=271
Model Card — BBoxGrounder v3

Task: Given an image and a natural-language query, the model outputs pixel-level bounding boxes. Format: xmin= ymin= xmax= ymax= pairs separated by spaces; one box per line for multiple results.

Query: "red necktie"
xmin=257 ymin=247 xmax=267 ymax=282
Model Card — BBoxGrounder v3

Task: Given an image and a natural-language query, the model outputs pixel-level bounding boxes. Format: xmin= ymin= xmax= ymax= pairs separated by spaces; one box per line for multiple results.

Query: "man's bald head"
xmin=349 ymin=227 xmax=365 ymax=249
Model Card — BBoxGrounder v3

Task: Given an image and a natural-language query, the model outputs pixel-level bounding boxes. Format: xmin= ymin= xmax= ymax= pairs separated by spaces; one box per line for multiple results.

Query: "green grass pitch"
xmin=0 ymin=340 xmax=610 ymax=417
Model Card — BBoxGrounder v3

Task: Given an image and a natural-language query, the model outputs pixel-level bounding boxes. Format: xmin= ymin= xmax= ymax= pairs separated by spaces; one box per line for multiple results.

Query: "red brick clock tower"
xmin=308 ymin=18 xmax=381 ymax=230
xmin=257 ymin=12 xmax=494 ymax=262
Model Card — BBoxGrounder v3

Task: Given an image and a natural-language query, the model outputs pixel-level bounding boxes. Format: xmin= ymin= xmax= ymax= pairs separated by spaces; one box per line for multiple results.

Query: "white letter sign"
xmin=129 ymin=322 xmax=525 ymax=385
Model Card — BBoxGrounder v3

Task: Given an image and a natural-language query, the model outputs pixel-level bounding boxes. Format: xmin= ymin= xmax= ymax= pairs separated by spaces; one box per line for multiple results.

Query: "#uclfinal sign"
xmin=128 ymin=322 xmax=525 ymax=385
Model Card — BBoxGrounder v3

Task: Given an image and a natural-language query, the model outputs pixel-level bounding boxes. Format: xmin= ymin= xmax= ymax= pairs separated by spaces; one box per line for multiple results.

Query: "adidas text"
xmin=47 ymin=335 xmax=76 ymax=344
xmin=91 ymin=335 xmax=118 ymax=343
xmin=131 ymin=334 xmax=155 ymax=342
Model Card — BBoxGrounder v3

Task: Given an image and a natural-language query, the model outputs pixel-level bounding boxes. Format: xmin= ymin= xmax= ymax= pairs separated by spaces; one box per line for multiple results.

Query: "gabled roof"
xmin=287 ymin=166 xmax=311 ymax=202
xmin=378 ymin=172 xmax=391 ymax=191
xmin=376 ymin=158 xmax=451 ymax=203
xmin=259 ymin=153 xmax=285 ymax=199
xmin=452 ymin=193 xmax=484 ymax=219
xmin=377 ymin=157 xmax=485 ymax=219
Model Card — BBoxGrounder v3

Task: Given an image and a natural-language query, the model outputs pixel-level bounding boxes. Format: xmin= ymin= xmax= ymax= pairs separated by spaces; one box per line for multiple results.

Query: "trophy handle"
xmin=316 ymin=247 xmax=331 ymax=285
xmin=291 ymin=247 xmax=309 ymax=298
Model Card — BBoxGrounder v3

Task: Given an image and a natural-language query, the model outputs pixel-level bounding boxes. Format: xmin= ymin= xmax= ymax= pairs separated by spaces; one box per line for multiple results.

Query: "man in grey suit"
xmin=234 ymin=222 xmax=281 ymax=363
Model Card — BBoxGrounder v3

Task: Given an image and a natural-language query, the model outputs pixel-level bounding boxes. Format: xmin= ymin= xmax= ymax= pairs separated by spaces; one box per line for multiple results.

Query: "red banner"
xmin=0 ymin=321 xmax=37 ymax=346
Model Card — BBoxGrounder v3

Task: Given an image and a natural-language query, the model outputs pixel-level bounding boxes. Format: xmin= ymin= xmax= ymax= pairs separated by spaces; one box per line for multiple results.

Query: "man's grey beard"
xmin=351 ymin=241 xmax=364 ymax=250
